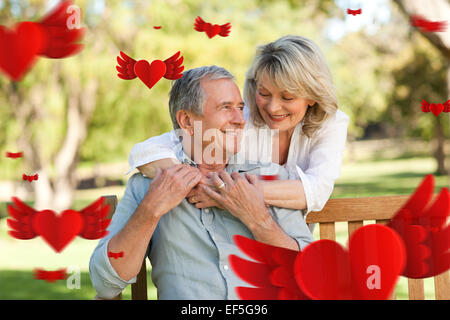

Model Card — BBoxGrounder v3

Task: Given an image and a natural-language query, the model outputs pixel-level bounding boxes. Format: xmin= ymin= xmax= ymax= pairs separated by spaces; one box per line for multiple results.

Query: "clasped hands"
xmin=145 ymin=164 xmax=269 ymax=226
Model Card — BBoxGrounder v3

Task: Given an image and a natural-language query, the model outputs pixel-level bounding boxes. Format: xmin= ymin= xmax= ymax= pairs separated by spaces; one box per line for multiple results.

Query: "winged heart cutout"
xmin=7 ymin=197 xmax=111 ymax=252
xmin=0 ymin=0 xmax=85 ymax=81
xmin=410 ymin=15 xmax=447 ymax=33
xmin=33 ymin=268 xmax=67 ymax=283
xmin=116 ymin=51 xmax=184 ymax=90
xmin=421 ymin=99 xmax=450 ymax=116
xmin=194 ymin=16 xmax=231 ymax=39
xmin=230 ymin=174 xmax=450 ymax=300
xmin=231 ymin=225 xmax=405 ymax=300
xmin=23 ymin=173 xmax=39 ymax=182
xmin=5 ymin=151 xmax=23 ymax=159
xmin=0 ymin=22 xmax=44 ymax=81
xmin=347 ymin=9 xmax=362 ymax=16
xmin=387 ymin=174 xmax=450 ymax=278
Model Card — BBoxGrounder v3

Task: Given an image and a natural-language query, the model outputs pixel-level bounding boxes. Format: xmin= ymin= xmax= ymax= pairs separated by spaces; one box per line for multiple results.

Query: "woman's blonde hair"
xmin=244 ymin=35 xmax=338 ymax=137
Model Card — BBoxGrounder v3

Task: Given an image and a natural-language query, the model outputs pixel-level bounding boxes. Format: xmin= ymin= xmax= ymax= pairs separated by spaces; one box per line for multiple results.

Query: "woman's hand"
xmin=187 ymin=175 xmax=224 ymax=209
xmin=201 ymin=170 xmax=272 ymax=230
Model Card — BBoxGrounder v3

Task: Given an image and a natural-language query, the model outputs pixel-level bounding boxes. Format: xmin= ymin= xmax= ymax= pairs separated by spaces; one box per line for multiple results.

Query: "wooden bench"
xmin=101 ymin=194 xmax=450 ymax=300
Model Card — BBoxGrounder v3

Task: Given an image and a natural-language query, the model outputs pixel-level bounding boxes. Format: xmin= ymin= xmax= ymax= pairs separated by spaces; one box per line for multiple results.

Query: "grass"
xmin=0 ymin=155 xmax=448 ymax=300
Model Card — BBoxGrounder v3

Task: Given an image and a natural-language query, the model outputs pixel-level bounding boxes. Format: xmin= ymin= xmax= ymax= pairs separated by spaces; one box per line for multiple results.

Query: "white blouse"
xmin=127 ymin=107 xmax=350 ymax=216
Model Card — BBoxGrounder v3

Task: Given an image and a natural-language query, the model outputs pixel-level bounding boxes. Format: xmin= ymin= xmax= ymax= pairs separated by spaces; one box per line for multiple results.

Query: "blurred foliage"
xmin=0 ymin=0 xmax=448 ymax=177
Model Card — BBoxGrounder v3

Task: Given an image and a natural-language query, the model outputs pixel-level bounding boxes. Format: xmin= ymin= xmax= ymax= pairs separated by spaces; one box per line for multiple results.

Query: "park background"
xmin=0 ymin=0 xmax=449 ymax=299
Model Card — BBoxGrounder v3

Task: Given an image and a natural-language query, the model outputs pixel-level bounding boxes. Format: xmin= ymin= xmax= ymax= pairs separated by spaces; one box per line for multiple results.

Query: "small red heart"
xmin=295 ymin=224 xmax=405 ymax=300
xmin=0 ymin=22 xmax=45 ymax=81
xmin=430 ymin=103 xmax=444 ymax=117
xmin=33 ymin=210 xmax=84 ymax=253
xmin=204 ymin=23 xmax=221 ymax=38
xmin=134 ymin=60 xmax=166 ymax=90
xmin=259 ymin=175 xmax=279 ymax=181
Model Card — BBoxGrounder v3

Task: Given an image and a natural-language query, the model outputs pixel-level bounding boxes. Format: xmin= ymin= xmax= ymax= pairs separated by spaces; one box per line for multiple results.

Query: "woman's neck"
xmin=273 ymin=128 xmax=295 ymax=165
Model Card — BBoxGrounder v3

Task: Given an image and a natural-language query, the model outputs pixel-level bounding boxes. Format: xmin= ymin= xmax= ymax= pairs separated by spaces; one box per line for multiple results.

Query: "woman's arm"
xmin=258 ymin=111 xmax=349 ymax=212
xmin=138 ymin=161 xmax=308 ymax=210
xmin=138 ymin=158 xmax=180 ymax=178
xmin=260 ymin=180 xmax=307 ymax=210
xmin=128 ymin=130 xmax=180 ymax=176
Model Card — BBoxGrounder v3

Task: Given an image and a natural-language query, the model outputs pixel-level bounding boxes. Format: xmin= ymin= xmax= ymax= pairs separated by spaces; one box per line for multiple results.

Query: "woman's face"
xmin=255 ymin=73 xmax=314 ymax=134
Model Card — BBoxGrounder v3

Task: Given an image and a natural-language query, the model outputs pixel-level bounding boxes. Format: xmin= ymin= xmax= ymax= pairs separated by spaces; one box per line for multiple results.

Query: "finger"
xmin=219 ymin=170 xmax=234 ymax=186
xmin=186 ymin=188 xmax=197 ymax=198
xmin=195 ymin=202 xmax=211 ymax=209
xmin=230 ymin=171 xmax=244 ymax=182
xmin=168 ymin=164 xmax=191 ymax=175
xmin=210 ymin=172 xmax=225 ymax=189
xmin=199 ymin=175 xmax=210 ymax=185
xmin=202 ymin=184 xmax=222 ymax=201
xmin=195 ymin=203 xmax=203 ymax=209
xmin=180 ymin=166 xmax=200 ymax=179
xmin=186 ymin=172 xmax=202 ymax=189
xmin=245 ymin=173 xmax=258 ymax=185
xmin=203 ymin=176 xmax=215 ymax=187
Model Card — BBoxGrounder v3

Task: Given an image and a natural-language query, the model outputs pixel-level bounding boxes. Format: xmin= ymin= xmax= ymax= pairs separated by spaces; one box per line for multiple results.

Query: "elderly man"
xmin=89 ymin=65 xmax=314 ymax=300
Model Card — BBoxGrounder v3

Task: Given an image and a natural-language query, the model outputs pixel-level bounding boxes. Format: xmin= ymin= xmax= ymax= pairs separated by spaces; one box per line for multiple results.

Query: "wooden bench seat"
xmin=101 ymin=194 xmax=449 ymax=300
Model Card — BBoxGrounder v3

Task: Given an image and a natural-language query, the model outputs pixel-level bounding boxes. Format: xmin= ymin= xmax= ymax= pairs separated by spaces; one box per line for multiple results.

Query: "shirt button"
xmin=204 ymin=209 xmax=209 ymax=213
xmin=223 ymin=265 xmax=229 ymax=271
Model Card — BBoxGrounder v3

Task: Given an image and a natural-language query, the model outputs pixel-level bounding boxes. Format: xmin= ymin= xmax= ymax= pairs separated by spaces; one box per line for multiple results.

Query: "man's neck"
xmin=197 ymin=163 xmax=227 ymax=176
xmin=181 ymin=137 xmax=229 ymax=174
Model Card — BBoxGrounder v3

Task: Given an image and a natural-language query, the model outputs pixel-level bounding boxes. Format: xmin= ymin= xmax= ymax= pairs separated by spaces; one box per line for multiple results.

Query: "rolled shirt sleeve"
xmin=269 ymin=205 xmax=314 ymax=250
xmin=243 ymin=162 xmax=315 ymax=250
xmin=292 ymin=110 xmax=349 ymax=215
xmin=89 ymin=174 xmax=147 ymax=299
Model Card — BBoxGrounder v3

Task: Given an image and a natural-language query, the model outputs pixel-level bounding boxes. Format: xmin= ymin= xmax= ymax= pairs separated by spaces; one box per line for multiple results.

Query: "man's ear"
xmin=176 ymin=110 xmax=196 ymax=135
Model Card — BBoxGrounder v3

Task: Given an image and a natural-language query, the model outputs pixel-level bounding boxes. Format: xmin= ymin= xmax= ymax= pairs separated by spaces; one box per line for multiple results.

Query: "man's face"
xmin=191 ymin=78 xmax=246 ymax=164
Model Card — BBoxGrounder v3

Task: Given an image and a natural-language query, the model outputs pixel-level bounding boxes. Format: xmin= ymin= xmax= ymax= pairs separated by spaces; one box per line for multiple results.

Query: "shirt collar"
xmin=173 ymin=137 xmax=198 ymax=167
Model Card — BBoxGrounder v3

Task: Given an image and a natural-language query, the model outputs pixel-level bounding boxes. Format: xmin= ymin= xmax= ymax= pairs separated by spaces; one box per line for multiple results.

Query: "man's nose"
xmin=231 ymin=107 xmax=245 ymax=126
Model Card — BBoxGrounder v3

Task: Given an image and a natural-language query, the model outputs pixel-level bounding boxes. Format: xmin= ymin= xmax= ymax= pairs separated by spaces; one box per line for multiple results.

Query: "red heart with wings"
xmin=7 ymin=197 xmax=111 ymax=252
xmin=204 ymin=23 xmax=221 ymax=38
xmin=33 ymin=210 xmax=84 ymax=252
xmin=430 ymin=103 xmax=444 ymax=117
xmin=134 ymin=59 xmax=166 ymax=90
xmin=0 ymin=22 xmax=44 ymax=81
xmin=295 ymin=225 xmax=406 ymax=299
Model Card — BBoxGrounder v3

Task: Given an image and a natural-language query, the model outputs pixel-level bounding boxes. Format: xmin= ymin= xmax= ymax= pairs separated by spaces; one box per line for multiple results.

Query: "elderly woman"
xmin=127 ymin=35 xmax=349 ymax=218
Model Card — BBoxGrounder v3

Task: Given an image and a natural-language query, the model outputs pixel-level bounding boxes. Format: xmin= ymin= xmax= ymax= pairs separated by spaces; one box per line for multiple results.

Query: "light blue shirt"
xmin=89 ymin=148 xmax=314 ymax=300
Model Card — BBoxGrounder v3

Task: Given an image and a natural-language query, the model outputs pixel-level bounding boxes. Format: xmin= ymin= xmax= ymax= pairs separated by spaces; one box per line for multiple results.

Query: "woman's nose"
xmin=265 ymin=98 xmax=283 ymax=114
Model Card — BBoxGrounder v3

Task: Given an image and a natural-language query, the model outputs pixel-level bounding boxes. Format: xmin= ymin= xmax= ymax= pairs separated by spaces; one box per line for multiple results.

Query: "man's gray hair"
xmin=169 ymin=65 xmax=235 ymax=130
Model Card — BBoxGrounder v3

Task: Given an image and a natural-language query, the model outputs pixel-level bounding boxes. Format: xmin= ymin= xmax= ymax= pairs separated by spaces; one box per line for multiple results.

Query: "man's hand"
xmin=187 ymin=175 xmax=224 ymax=209
xmin=202 ymin=171 xmax=271 ymax=231
xmin=144 ymin=164 xmax=202 ymax=218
